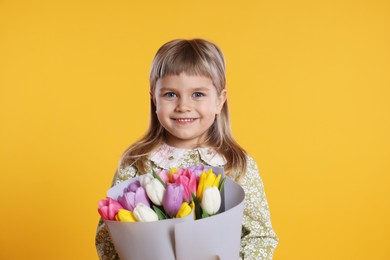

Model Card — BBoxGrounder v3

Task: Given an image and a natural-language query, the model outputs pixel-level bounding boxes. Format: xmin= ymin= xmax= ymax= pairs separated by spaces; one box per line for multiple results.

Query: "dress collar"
xmin=149 ymin=143 xmax=226 ymax=169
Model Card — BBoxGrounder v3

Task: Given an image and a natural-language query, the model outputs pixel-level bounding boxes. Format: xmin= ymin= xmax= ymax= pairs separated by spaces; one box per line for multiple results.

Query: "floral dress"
xmin=95 ymin=144 xmax=278 ymax=260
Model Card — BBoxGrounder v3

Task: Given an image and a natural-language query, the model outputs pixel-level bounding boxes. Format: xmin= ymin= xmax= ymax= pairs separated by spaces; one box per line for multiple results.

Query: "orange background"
xmin=1 ymin=0 xmax=389 ymax=259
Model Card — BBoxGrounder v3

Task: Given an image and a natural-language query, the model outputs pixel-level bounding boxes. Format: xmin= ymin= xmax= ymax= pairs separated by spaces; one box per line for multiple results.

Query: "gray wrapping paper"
xmin=105 ymin=169 xmax=245 ymax=260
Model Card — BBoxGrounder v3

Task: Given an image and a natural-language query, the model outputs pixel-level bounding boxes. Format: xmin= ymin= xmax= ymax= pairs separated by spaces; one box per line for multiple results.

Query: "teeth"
xmin=176 ymin=118 xmax=194 ymax=122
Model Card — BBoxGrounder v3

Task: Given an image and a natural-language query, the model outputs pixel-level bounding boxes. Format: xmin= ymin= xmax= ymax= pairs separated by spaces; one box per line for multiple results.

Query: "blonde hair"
xmin=120 ymin=39 xmax=247 ymax=181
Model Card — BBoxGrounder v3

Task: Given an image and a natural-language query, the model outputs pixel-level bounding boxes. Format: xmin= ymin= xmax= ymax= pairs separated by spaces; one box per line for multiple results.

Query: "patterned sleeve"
xmin=95 ymin=166 xmax=138 ymax=260
xmin=239 ymin=156 xmax=279 ymax=259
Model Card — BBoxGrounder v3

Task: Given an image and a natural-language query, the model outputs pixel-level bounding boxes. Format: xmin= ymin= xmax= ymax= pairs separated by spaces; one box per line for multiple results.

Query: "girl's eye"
xmin=164 ymin=92 xmax=176 ymax=98
xmin=193 ymin=92 xmax=204 ymax=98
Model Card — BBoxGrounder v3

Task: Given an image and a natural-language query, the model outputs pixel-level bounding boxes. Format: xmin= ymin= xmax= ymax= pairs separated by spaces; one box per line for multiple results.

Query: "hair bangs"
xmin=150 ymin=39 xmax=224 ymax=92
xmin=159 ymin=52 xmax=214 ymax=80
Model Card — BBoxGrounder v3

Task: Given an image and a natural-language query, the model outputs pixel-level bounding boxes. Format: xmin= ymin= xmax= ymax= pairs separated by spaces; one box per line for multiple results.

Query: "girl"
xmin=95 ymin=39 xmax=278 ymax=259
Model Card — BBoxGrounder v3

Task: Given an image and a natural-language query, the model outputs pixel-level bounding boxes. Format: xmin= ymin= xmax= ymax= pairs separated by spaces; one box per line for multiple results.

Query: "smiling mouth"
xmin=173 ymin=118 xmax=197 ymax=123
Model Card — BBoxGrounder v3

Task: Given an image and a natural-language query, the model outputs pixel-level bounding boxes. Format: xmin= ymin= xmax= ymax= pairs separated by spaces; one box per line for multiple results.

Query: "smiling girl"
xmin=96 ymin=39 xmax=278 ymax=259
xmin=154 ymin=74 xmax=226 ymax=149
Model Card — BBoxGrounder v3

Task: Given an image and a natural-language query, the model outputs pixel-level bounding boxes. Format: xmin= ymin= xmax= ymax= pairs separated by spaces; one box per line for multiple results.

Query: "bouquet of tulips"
xmin=98 ymin=166 xmax=225 ymax=223
xmin=97 ymin=166 xmax=245 ymax=260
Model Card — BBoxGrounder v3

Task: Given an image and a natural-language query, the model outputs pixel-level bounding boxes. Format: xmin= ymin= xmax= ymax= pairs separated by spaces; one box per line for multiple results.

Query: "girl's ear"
xmin=216 ymin=89 xmax=227 ymax=114
xmin=150 ymin=91 xmax=156 ymax=106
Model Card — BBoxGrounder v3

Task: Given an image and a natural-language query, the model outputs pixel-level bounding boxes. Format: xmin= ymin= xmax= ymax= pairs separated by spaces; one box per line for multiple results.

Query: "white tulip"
xmin=140 ymin=173 xmax=154 ymax=187
xmin=145 ymin=178 xmax=165 ymax=206
xmin=133 ymin=203 xmax=159 ymax=222
xmin=201 ymin=187 xmax=221 ymax=215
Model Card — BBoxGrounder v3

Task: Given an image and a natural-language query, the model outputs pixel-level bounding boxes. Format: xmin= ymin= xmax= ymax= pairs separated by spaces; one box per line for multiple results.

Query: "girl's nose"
xmin=175 ymin=98 xmax=191 ymax=112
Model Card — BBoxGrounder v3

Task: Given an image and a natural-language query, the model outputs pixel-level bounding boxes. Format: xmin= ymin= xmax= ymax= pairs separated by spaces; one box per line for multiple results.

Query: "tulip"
xmin=157 ymin=169 xmax=169 ymax=184
xmin=117 ymin=184 xmax=150 ymax=211
xmin=201 ymin=187 xmax=221 ymax=215
xmin=140 ymin=173 xmax=154 ymax=187
xmin=115 ymin=209 xmax=137 ymax=222
xmin=144 ymin=178 xmax=165 ymax=206
xmin=164 ymin=167 xmax=197 ymax=202
xmin=133 ymin=203 xmax=159 ymax=222
xmin=126 ymin=180 xmax=142 ymax=193
xmin=163 ymin=183 xmax=184 ymax=217
xmin=98 ymin=197 xmax=123 ymax=220
xmin=168 ymin=167 xmax=178 ymax=183
xmin=140 ymin=173 xmax=165 ymax=205
xmin=197 ymin=169 xmax=221 ymax=200
xmin=175 ymin=171 xmax=197 ymax=202
xmin=188 ymin=165 xmax=210 ymax=180
xmin=176 ymin=201 xmax=194 ymax=218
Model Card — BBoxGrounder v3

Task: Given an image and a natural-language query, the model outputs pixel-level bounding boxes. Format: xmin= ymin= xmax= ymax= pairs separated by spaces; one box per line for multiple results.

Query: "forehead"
xmin=155 ymin=73 xmax=215 ymax=91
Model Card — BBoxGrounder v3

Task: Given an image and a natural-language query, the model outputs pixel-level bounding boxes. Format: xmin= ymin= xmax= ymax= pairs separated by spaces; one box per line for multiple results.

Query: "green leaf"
xmin=218 ymin=177 xmax=226 ymax=192
xmin=192 ymin=193 xmax=202 ymax=220
xmin=202 ymin=211 xmax=209 ymax=218
xmin=153 ymin=205 xmax=168 ymax=220
xmin=152 ymin=170 xmax=167 ymax=189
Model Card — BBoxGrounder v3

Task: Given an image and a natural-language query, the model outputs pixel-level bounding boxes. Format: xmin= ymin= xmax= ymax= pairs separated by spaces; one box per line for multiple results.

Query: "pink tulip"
xmin=98 ymin=197 xmax=123 ymax=220
xmin=175 ymin=170 xmax=197 ymax=202
xmin=169 ymin=167 xmax=186 ymax=183
xmin=118 ymin=181 xmax=150 ymax=211
xmin=157 ymin=169 xmax=169 ymax=184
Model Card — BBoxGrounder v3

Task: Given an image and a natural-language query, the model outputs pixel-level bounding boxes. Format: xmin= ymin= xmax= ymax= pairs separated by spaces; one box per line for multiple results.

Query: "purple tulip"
xmin=118 ymin=182 xmax=150 ymax=211
xmin=126 ymin=180 xmax=141 ymax=193
xmin=163 ymin=183 xmax=184 ymax=217
xmin=188 ymin=165 xmax=210 ymax=181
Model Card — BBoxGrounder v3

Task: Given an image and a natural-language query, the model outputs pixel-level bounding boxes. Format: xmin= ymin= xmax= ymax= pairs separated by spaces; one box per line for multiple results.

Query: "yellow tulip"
xmin=115 ymin=209 xmax=137 ymax=222
xmin=168 ymin=167 xmax=178 ymax=183
xmin=176 ymin=201 xmax=194 ymax=218
xmin=212 ymin=173 xmax=221 ymax=187
xmin=196 ymin=171 xmax=206 ymax=198
xmin=196 ymin=169 xmax=221 ymax=200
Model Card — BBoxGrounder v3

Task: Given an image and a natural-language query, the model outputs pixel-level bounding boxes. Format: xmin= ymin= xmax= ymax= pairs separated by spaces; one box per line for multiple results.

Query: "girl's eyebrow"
xmin=159 ymin=86 xmax=211 ymax=92
xmin=158 ymin=87 xmax=174 ymax=92
xmin=192 ymin=87 xmax=211 ymax=92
